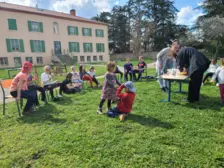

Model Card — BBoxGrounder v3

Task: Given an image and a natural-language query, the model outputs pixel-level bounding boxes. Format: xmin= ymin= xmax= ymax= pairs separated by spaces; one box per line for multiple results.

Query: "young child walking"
xmin=97 ymin=62 xmax=121 ymax=114
xmin=211 ymin=58 xmax=224 ymax=104
xmin=107 ymin=81 xmax=136 ymax=121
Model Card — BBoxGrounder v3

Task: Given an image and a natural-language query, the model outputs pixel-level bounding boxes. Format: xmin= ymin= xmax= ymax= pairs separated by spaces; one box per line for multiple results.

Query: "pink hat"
xmin=21 ymin=61 xmax=33 ymax=73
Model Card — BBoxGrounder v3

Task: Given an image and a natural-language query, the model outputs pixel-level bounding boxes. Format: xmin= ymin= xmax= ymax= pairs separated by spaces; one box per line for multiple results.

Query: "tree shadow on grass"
xmin=128 ymin=113 xmax=174 ymax=129
xmin=55 ymin=96 xmax=73 ymax=105
xmin=182 ymin=94 xmax=223 ymax=111
xmin=18 ymin=104 xmax=66 ymax=124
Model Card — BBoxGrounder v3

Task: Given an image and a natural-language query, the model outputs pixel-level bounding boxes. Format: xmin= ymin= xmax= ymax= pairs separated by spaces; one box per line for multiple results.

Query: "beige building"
xmin=0 ymin=2 xmax=109 ymax=68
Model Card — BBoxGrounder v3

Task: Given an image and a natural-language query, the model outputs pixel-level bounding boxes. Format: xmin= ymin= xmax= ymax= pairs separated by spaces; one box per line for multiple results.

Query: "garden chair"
xmin=0 ymin=79 xmax=23 ymax=116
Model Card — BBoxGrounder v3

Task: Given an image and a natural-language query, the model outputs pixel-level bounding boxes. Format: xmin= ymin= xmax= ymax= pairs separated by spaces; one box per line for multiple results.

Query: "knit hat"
xmin=124 ymin=81 xmax=136 ymax=93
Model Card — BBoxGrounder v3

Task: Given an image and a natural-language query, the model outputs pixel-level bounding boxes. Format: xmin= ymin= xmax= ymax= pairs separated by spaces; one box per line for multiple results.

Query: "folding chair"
xmin=0 ymin=79 xmax=23 ymax=117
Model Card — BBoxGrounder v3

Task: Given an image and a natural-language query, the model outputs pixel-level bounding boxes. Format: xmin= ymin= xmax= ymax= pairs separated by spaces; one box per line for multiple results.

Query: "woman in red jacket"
xmin=107 ymin=81 xmax=136 ymax=121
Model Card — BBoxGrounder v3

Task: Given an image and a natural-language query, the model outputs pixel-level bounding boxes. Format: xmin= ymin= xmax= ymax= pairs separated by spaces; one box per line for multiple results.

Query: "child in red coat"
xmin=107 ymin=81 xmax=136 ymax=121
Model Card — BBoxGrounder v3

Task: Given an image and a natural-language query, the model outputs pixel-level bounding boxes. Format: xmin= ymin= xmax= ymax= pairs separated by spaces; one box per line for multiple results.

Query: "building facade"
xmin=0 ymin=2 xmax=109 ymax=68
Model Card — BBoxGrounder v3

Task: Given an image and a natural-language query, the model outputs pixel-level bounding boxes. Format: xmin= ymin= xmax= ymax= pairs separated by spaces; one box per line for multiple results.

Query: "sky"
xmin=0 ymin=0 xmax=204 ymax=26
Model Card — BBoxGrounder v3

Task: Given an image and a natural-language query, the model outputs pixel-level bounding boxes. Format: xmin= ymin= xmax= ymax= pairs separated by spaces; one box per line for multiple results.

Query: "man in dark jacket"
xmin=176 ymin=47 xmax=211 ymax=103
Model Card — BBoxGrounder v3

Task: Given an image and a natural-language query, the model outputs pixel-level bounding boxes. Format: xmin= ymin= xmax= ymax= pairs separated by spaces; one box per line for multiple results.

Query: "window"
xmin=0 ymin=57 xmax=8 ymax=65
xmin=6 ymin=39 xmax=24 ymax=52
xmin=28 ymin=21 xmax=43 ymax=32
xmin=26 ymin=57 xmax=33 ymax=63
xmin=87 ymin=56 xmax=91 ymax=62
xmin=68 ymin=26 xmax=78 ymax=35
xmin=83 ymin=43 xmax=93 ymax=52
xmin=36 ymin=57 xmax=43 ymax=64
xmin=69 ymin=42 xmax=80 ymax=52
xmin=8 ymin=19 xmax=17 ymax=30
xmin=96 ymin=29 xmax=104 ymax=37
xmin=96 ymin=43 xmax=105 ymax=52
xmin=53 ymin=22 xmax=59 ymax=34
xmin=73 ymin=56 xmax=78 ymax=63
xmin=99 ymin=55 xmax=103 ymax=61
xmin=80 ymin=56 xmax=85 ymax=62
xmin=82 ymin=28 xmax=92 ymax=36
xmin=30 ymin=40 xmax=45 ymax=52
xmin=14 ymin=57 xmax=22 ymax=67
xmin=93 ymin=56 xmax=97 ymax=62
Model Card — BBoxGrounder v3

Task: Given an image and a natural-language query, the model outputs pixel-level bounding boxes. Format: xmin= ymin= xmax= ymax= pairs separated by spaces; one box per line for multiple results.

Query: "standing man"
xmin=156 ymin=40 xmax=181 ymax=92
xmin=175 ymin=47 xmax=211 ymax=103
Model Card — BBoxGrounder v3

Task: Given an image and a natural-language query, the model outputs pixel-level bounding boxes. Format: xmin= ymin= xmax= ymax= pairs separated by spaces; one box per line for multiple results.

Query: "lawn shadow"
xmin=55 ymin=96 xmax=73 ymax=105
xmin=128 ymin=113 xmax=174 ymax=129
xmin=182 ymin=94 xmax=223 ymax=111
xmin=19 ymin=104 xmax=66 ymax=124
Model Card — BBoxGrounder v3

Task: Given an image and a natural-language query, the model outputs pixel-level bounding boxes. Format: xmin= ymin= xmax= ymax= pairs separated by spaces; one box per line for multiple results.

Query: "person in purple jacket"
xmin=124 ymin=58 xmax=133 ymax=81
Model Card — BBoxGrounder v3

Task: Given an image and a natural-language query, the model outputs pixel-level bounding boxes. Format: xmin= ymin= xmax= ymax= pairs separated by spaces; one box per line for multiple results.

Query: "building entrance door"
xmin=54 ymin=41 xmax=62 ymax=55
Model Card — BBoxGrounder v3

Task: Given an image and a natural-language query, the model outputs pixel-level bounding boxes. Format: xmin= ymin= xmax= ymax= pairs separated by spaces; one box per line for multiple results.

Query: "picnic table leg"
xmin=179 ymin=81 xmax=182 ymax=92
xmin=168 ymin=80 xmax=171 ymax=102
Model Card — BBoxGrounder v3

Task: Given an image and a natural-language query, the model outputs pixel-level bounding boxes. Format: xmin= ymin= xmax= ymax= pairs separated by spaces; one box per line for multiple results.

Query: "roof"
xmin=0 ymin=2 xmax=107 ymax=26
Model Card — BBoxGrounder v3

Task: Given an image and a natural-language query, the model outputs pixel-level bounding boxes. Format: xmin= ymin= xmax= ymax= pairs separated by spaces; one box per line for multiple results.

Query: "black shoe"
xmin=165 ymin=87 xmax=169 ymax=91
xmin=161 ymin=88 xmax=166 ymax=92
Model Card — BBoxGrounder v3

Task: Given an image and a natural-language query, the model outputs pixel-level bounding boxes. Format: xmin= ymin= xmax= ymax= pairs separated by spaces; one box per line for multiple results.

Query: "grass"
xmin=0 ymin=68 xmax=223 ymax=167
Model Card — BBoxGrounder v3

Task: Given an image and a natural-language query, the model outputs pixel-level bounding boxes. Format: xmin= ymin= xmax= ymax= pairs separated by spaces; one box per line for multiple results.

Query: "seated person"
xmin=41 ymin=65 xmax=62 ymax=101
xmin=10 ymin=62 xmax=37 ymax=115
xmin=71 ymin=66 xmax=83 ymax=86
xmin=124 ymin=58 xmax=133 ymax=81
xmin=114 ymin=62 xmax=123 ymax=82
xmin=59 ymin=73 xmax=81 ymax=95
xmin=88 ymin=66 xmax=100 ymax=87
xmin=27 ymin=71 xmax=46 ymax=106
xmin=133 ymin=56 xmax=147 ymax=81
xmin=107 ymin=81 xmax=136 ymax=121
xmin=79 ymin=65 xmax=93 ymax=88
xmin=202 ymin=59 xmax=219 ymax=85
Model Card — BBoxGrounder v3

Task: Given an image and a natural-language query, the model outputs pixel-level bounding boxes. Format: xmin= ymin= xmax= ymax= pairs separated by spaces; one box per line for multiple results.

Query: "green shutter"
xmin=102 ymin=44 xmax=105 ymax=52
xmin=8 ymin=19 xmax=17 ymax=30
xmin=96 ymin=43 xmax=99 ymax=52
xmin=95 ymin=29 xmax=98 ymax=37
xmin=41 ymin=40 xmax=45 ymax=52
xmin=89 ymin=28 xmax=92 ymax=36
xmin=19 ymin=39 xmax=24 ymax=52
xmin=83 ymin=43 xmax=86 ymax=52
xmin=39 ymin=22 xmax=43 ymax=32
xmin=68 ymin=26 xmax=71 ymax=35
xmin=82 ymin=28 xmax=85 ymax=36
xmin=30 ymin=40 xmax=35 ymax=52
xmin=77 ymin=42 xmax=80 ymax=52
xmin=76 ymin=27 xmax=79 ymax=35
xmin=6 ymin=39 xmax=12 ymax=52
xmin=90 ymin=43 xmax=93 ymax=52
xmin=28 ymin=21 xmax=32 ymax=31
xmin=69 ymin=42 xmax=72 ymax=52
xmin=102 ymin=30 xmax=104 ymax=37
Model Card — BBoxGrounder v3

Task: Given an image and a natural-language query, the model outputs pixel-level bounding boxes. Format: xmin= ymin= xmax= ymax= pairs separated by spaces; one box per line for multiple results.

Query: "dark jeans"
xmin=133 ymin=69 xmax=144 ymax=81
xmin=28 ymin=85 xmax=46 ymax=105
xmin=10 ymin=90 xmax=36 ymax=112
xmin=124 ymin=70 xmax=133 ymax=81
xmin=99 ymin=99 xmax=111 ymax=109
xmin=92 ymin=76 xmax=99 ymax=85
xmin=188 ymin=69 xmax=204 ymax=102
xmin=44 ymin=83 xmax=60 ymax=98
xmin=62 ymin=87 xmax=81 ymax=94
xmin=203 ymin=72 xmax=217 ymax=83
xmin=107 ymin=107 xmax=127 ymax=117
xmin=114 ymin=70 xmax=123 ymax=80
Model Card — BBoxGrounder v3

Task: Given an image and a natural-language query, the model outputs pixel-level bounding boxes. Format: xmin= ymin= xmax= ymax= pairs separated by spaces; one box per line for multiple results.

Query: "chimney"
xmin=70 ymin=9 xmax=76 ymax=16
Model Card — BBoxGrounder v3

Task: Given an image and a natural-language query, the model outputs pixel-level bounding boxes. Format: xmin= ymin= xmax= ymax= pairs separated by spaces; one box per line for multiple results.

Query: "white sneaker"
xmin=97 ymin=108 xmax=103 ymax=115
xmin=201 ymin=83 xmax=204 ymax=86
xmin=57 ymin=94 xmax=63 ymax=98
xmin=216 ymin=83 xmax=219 ymax=87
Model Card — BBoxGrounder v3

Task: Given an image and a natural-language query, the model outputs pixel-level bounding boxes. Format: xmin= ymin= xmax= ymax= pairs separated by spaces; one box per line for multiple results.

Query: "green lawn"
xmin=0 ymin=68 xmax=223 ymax=167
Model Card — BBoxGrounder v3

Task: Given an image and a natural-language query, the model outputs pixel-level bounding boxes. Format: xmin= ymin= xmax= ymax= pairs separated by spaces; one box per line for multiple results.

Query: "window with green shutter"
xmin=69 ymin=42 xmax=80 ymax=52
xmin=28 ymin=21 xmax=43 ymax=32
xmin=83 ymin=43 xmax=93 ymax=52
xmin=26 ymin=57 xmax=33 ymax=63
xmin=82 ymin=28 xmax=91 ymax=36
xmin=96 ymin=43 xmax=105 ymax=52
xmin=96 ymin=29 xmax=104 ymax=37
xmin=8 ymin=19 xmax=17 ymax=30
xmin=30 ymin=40 xmax=45 ymax=52
xmin=6 ymin=39 xmax=24 ymax=52
xmin=68 ymin=26 xmax=78 ymax=35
